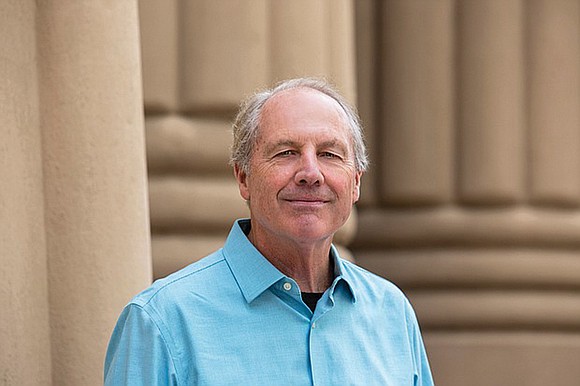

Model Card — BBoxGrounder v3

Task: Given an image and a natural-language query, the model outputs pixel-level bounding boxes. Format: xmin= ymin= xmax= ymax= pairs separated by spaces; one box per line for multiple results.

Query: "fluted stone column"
xmin=379 ymin=0 xmax=454 ymax=205
xmin=458 ymin=0 xmax=525 ymax=204
xmin=355 ymin=1 xmax=580 ymax=385
xmin=37 ymin=2 xmax=152 ymax=385
xmin=140 ymin=0 xmax=358 ymax=278
xmin=0 ymin=2 xmax=52 ymax=385
xmin=528 ymin=0 xmax=580 ymax=204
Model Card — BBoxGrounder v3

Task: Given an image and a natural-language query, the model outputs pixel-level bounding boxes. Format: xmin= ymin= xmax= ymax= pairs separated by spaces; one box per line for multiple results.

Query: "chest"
xmin=171 ymin=295 xmax=416 ymax=386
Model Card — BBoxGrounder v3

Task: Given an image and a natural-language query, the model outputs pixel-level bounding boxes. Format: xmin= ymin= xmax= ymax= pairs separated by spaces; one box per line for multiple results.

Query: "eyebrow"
xmin=264 ymin=139 xmax=349 ymax=156
xmin=264 ymin=140 xmax=297 ymax=155
xmin=318 ymin=139 xmax=349 ymax=155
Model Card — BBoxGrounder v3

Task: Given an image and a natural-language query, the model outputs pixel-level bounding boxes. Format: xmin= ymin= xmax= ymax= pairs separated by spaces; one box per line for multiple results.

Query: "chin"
xmin=285 ymin=219 xmax=338 ymax=242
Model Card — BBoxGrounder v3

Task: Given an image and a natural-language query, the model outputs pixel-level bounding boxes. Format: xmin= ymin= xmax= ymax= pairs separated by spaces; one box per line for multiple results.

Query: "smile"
xmin=283 ymin=199 xmax=328 ymax=207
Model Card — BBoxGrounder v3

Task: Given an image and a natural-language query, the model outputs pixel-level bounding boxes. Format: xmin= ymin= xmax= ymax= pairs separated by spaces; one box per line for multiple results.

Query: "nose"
xmin=294 ymin=152 xmax=324 ymax=186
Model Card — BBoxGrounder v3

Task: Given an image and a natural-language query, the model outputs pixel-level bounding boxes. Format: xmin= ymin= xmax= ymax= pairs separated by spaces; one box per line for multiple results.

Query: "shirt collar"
xmin=223 ymin=219 xmax=285 ymax=303
xmin=223 ymin=219 xmax=357 ymax=304
xmin=329 ymin=244 xmax=358 ymax=304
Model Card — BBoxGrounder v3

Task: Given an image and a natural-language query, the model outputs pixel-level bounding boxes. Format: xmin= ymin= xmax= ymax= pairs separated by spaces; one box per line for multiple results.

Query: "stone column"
xmin=378 ymin=0 xmax=454 ymax=205
xmin=528 ymin=0 xmax=580 ymax=204
xmin=140 ymin=0 xmax=358 ymax=278
xmin=0 ymin=1 xmax=52 ymax=384
xmin=458 ymin=0 xmax=525 ymax=204
xmin=354 ymin=1 xmax=580 ymax=385
xmin=37 ymin=1 xmax=152 ymax=385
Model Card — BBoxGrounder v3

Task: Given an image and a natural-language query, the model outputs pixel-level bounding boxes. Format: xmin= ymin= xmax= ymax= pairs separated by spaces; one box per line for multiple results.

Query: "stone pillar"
xmin=379 ymin=0 xmax=454 ymax=205
xmin=140 ymin=0 xmax=358 ymax=278
xmin=354 ymin=1 xmax=580 ymax=385
xmin=458 ymin=0 xmax=525 ymax=204
xmin=37 ymin=1 xmax=152 ymax=385
xmin=0 ymin=1 xmax=52 ymax=385
xmin=528 ymin=0 xmax=580 ymax=204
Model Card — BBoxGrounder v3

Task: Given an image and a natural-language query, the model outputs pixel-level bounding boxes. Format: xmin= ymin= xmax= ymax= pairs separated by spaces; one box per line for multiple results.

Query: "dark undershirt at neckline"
xmin=301 ymin=292 xmax=323 ymax=313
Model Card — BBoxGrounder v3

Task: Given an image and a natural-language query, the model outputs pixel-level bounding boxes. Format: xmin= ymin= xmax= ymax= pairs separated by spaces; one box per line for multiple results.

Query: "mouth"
xmin=279 ymin=189 xmax=334 ymax=207
xmin=282 ymin=198 xmax=329 ymax=207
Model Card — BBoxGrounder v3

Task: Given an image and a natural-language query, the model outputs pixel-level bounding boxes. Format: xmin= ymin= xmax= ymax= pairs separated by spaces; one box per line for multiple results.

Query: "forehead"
xmin=258 ymin=88 xmax=351 ymax=144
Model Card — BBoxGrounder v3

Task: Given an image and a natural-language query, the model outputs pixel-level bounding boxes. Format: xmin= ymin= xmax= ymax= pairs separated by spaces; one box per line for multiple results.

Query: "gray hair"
xmin=230 ymin=77 xmax=369 ymax=174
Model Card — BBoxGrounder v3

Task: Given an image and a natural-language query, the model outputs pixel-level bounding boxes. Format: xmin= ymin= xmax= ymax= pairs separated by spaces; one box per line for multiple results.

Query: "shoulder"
xmin=340 ymin=258 xmax=405 ymax=294
xmin=340 ymin=258 xmax=410 ymax=306
xmin=130 ymin=249 xmax=228 ymax=309
xmin=340 ymin=259 xmax=424 ymax=332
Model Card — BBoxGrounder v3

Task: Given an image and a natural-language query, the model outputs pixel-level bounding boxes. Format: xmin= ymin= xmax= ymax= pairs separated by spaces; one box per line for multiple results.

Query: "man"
xmin=104 ymin=78 xmax=434 ymax=385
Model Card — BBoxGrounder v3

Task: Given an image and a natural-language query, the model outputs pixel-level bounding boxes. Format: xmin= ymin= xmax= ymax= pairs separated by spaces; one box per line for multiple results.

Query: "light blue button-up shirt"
xmin=104 ymin=219 xmax=434 ymax=385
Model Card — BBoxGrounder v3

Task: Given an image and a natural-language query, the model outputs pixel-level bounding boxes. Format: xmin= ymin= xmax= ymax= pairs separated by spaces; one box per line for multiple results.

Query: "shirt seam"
xmin=404 ymin=298 xmax=421 ymax=380
xmin=341 ymin=258 xmax=386 ymax=281
xmin=139 ymin=256 xmax=226 ymax=307
xmin=130 ymin=303 xmax=182 ymax=385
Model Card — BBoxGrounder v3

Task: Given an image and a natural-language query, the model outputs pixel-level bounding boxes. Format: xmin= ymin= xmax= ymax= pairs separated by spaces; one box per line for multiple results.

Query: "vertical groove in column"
xmin=139 ymin=0 xmax=179 ymax=114
xmin=379 ymin=0 xmax=455 ymax=206
xmin=270 ymin=0 xmax=328 ymax=81
xmin=527 ymin=0 xmax=580 ymax=206
xmin=37 ymin=2 xmax=152 ymax=385
xmin=355 ymin=0 xmax=379 ymax=206
xmin=0 ymin=2 xmax=52 ymax=384
xmin=269 ymin=0 xmax=356 ymax=103
xmin=180 ymin=0 xmax=269 ymax=113
xmin=457 ymin=0 xmax=525 ymax=205
xmin=327 ymin=0 xmax=357 ymax=103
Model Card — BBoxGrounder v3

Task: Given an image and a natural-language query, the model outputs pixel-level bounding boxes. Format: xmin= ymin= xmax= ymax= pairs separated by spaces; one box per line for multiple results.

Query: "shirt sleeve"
xmin=104 ymin=303 xmax=179 ymax=386
xmin=405 ymin=300 xmax=435 ymax=386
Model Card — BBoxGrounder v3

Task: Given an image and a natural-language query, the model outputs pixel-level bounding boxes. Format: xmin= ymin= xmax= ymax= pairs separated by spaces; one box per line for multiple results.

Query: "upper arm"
xmin=104 ymin=304 xmax=179 ymax=386
xmin=404 ymin=299 xmax=435 ymax=386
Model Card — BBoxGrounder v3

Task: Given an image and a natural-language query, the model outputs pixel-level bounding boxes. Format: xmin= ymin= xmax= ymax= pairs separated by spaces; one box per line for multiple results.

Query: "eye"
xmin=276 ymin=150 xmax=295 ymax=157
xmin=320 ymin=152 xmax=341 ymax=159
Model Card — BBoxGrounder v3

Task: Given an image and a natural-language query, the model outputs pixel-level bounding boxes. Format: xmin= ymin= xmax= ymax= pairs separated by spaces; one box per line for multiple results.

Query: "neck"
xmin=248 ymin=228 xmax=334 ymax=293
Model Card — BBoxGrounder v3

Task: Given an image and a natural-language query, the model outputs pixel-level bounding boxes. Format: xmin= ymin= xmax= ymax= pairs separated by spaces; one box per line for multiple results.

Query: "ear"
xmin=234 ymin=164 xmax=251 ymax=201
xmin=352 ymin=171 xmax=363 ymax=204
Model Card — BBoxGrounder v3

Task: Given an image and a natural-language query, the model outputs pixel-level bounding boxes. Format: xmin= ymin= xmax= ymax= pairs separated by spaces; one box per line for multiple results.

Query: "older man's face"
xmin=235 ymin=88 xmax=361 ymax=245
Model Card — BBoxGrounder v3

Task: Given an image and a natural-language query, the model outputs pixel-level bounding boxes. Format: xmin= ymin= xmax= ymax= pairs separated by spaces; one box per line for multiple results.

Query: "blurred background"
xmin=2 ymin=1 xmax=580 ymax=385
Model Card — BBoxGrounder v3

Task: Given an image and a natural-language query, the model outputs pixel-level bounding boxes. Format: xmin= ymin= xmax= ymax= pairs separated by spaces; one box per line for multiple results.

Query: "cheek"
xmin=329 ymin=169 xmax=357 ymax=191
xmin=247 ymin=168 xmax=286 ymax=199
xmin=258 ymin=164 xmax=295 ymax=186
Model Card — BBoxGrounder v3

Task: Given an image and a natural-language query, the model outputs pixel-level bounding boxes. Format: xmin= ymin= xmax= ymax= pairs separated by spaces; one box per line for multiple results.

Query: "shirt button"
xmin=312 ymin=322 xmax=317 ymax=329
xmin=283 ymin=282 xmax=292 ymax=291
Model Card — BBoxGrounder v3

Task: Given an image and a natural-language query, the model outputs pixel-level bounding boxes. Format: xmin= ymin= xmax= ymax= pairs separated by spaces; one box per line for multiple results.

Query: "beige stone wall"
xmin=1 ymin=1 xmax=152 ymax=385
xmin=354 ymin=1 xmax=580 ymax=385
xmin=0 ymin=2 xmax=52 ymax=384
